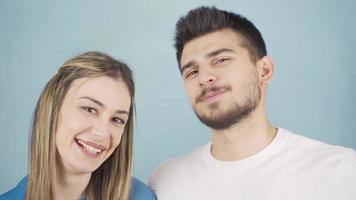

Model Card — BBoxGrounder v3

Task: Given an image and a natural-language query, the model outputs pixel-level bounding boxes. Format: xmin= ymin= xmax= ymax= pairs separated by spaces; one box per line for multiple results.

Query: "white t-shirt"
xmin=149 ymin=128 xmax=356 ymax=200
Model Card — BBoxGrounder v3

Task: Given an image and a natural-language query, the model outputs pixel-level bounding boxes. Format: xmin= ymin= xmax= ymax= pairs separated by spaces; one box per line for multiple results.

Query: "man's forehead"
xmin=180 ymin=30 xmax=244 ymax=66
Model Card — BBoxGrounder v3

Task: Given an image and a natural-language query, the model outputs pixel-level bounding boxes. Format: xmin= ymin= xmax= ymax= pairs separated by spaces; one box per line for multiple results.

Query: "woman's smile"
xmin=75 ymin=138 xmax=106 ymax=158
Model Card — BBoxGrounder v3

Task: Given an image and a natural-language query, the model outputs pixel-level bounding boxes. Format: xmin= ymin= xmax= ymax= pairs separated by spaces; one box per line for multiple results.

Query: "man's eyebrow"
xmin=206 ymin=48 xmax=235 ymax=58
xmin=79 ymin=96 xmax=129 ymax=116
xmin=180 ymin=61 xmax=194 ymax=75
xmin=180 ymin=48 xmax=235 ymax=74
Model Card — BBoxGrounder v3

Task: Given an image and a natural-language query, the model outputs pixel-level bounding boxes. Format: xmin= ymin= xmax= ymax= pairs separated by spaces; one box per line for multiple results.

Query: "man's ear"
xmin=256 ymin=56 xmax=275 ymax=85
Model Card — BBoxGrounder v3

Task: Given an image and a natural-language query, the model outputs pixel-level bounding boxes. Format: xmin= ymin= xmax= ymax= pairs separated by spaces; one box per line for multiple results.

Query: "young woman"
xmin=0 ymin=52 xmax=156 ymax=200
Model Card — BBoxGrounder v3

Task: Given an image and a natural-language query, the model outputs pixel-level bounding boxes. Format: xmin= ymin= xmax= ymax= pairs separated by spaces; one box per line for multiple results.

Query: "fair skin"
xmin=181 ymin=28 xmax=277 ymax=161
xmin=54 ymin=76 xmax=131 ymax=200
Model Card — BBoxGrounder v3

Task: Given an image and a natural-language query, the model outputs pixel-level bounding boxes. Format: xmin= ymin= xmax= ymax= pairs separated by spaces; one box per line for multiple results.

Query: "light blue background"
xmin=1 ymin=0 xmax=355 ymax=193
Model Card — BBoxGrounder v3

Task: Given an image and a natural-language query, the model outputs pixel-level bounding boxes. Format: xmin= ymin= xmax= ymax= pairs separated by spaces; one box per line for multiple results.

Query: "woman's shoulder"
xmin=0 ymin=176 xmax=27 ymax=200
xmin=131 ymin=177 xmax=156 ymax=200
xmin=0 ymin=176 xmax=156 ymax=200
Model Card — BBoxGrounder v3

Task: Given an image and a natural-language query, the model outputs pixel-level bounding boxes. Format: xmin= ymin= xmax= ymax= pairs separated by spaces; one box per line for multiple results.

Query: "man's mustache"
xmin=195 ymin=85 xmax=232 ymax=103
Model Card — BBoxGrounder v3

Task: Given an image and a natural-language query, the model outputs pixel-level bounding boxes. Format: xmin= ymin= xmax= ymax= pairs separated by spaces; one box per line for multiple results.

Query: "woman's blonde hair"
xmin=25 ymin=51 xmax=135 ymax=200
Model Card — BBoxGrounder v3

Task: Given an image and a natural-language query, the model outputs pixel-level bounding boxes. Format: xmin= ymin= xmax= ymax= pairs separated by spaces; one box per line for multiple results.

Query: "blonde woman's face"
xmin=55 ymin=76 xmax=131 ymax=174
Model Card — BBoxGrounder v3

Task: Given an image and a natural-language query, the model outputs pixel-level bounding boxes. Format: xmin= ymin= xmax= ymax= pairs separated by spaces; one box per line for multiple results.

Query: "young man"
xmin=149 ymin=6 xmax=356 ymax=200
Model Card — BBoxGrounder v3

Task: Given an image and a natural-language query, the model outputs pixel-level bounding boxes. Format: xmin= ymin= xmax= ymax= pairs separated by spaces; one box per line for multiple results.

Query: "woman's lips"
xmin=75 ymin=138 xmax=106 ymax=158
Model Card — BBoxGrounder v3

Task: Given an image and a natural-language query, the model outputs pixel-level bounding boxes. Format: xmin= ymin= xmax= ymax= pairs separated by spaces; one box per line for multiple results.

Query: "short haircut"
xmin=174 ymin=6 xmax=267 ymax=67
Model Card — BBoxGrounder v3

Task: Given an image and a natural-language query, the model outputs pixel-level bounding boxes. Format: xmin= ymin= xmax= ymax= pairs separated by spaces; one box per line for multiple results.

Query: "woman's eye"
xmin=112 ymin=117 xmax=126 ymax=125
xmin=81 ymin=106 xmax=97 ymax=114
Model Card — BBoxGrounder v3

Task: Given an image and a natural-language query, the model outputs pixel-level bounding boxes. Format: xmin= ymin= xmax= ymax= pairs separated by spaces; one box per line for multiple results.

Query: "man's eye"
xmin=81 ymin=106 xmax=97 ymax=114
xmin=185 ymin=70 xmax=198 ymax=79
xmin=215 ymin=58 xmax=229 ymax=65
xmin=112 ymin=117 xmax=126 ymax=125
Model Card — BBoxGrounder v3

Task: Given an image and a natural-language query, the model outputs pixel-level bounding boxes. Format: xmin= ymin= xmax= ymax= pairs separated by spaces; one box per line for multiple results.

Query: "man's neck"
xmin=211 ymin=106 xmax=277 ymax=161
xmin=54 ymin=167 xmax=91 ymax=200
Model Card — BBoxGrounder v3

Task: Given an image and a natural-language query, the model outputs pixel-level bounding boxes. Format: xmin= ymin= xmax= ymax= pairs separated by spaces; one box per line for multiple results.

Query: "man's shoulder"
xmin=149 ymin=143 xmax=209 ymax=186
xmin=281 ymin=128 xmax=355 ymax=155
xmin=280 ymin=128 xmax=356 ymax=175
xmin=0 ymin=176 xmax=27 ymax=200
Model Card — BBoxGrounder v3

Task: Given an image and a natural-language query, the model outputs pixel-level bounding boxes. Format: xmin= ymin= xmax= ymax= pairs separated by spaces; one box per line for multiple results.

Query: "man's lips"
xmin=200 ymin=89 xmax=226 ymax=102
xmin=197 ymin=86 xmax=230 ymax=103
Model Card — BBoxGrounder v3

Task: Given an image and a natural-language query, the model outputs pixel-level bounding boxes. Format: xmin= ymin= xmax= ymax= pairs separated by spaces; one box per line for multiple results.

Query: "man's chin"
xmin=193 ymin=104 xmax=257 ymax=130
xmin=194 ymin=110 xmax=232 ymax=130
xmin=194 ymin=102 xmax=225 ymax=114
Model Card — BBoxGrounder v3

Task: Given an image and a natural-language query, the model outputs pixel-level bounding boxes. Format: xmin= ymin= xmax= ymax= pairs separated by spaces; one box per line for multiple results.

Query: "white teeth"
xmin=77 ymin=140 xmax=102 ymax=154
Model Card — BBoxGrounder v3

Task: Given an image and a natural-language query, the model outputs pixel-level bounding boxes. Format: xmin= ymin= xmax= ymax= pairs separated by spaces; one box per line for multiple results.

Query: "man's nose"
xmin=198 ymin=69 xmax=217 ymax=86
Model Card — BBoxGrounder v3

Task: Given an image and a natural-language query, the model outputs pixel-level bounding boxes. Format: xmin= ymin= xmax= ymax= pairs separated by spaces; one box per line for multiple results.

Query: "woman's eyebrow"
xmin=79 ymin=96 xmax=129 ymax=115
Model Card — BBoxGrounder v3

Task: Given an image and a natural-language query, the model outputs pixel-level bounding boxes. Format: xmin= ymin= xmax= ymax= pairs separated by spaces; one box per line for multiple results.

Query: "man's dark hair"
xmin=174 ymin=6 xmax=267 ymax=67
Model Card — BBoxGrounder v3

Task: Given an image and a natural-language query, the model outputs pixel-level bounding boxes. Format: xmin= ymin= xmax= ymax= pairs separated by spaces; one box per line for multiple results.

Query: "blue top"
xmin=0 ymin=176 xmax=156 ymax=200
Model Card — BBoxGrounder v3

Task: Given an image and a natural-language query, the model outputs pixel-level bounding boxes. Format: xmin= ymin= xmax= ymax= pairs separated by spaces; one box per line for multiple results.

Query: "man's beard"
xmin=193 ymin=82 xmax=261 ymax=130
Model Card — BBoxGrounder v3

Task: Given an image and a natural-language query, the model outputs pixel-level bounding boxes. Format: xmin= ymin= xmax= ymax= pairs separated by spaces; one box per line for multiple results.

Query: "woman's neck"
xmin=54 ymin=167 xmax=91 ymax=200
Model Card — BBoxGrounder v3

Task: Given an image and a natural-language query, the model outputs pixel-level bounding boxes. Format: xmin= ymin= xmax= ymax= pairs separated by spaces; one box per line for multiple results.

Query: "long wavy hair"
xmin=25 ymin=51 xmax=135 ymax=200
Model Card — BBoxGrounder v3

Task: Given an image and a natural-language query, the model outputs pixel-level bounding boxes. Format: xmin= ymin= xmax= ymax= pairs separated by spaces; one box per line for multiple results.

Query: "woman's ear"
xmin=256 ymin=56 xmax=275 ymax=85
